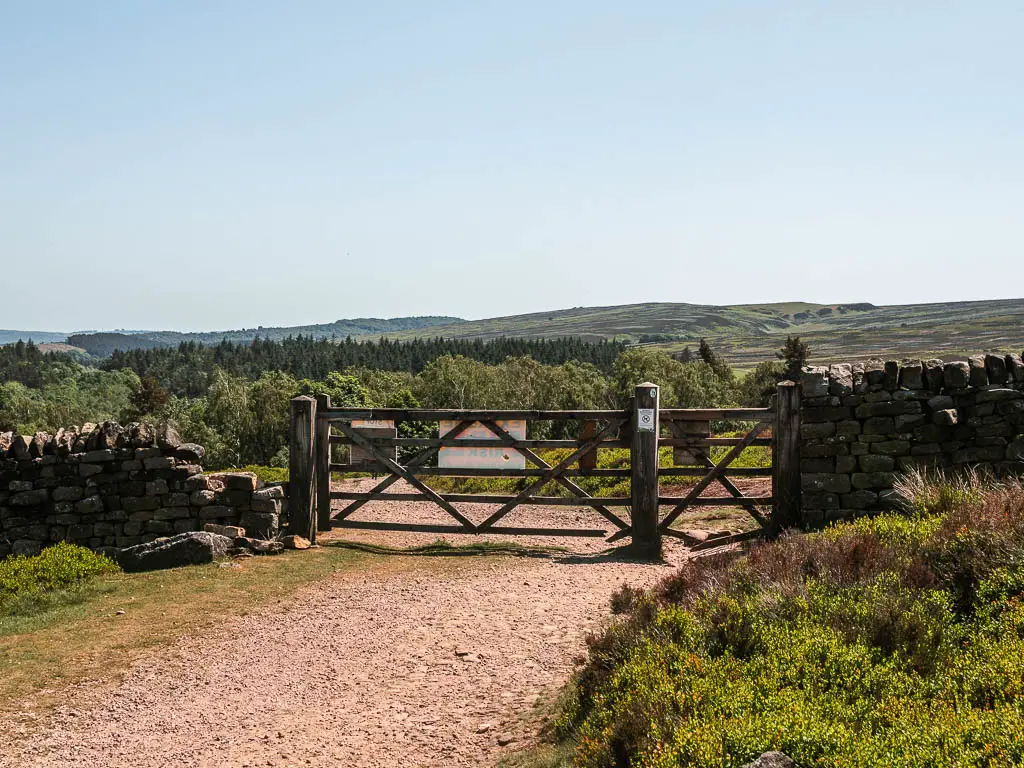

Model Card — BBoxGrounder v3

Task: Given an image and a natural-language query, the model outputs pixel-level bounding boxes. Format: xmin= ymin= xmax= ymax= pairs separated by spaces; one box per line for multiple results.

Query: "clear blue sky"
xmin=2 ymin=1 xmax=1022 ymax=332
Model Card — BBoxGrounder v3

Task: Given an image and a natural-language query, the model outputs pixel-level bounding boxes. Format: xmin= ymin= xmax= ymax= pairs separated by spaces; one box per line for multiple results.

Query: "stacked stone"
xmin=800 ymin=354 xmax=1024 ymax=526
xmin=0 ymin=422 xmax=280 ymax=558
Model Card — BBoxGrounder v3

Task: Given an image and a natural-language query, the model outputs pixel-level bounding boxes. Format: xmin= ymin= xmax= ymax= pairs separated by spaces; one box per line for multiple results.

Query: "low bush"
xmin=555 ymin=473 xmax=1024 ymax=767
xmin=0 ymin=543 xmax=120 ymax=616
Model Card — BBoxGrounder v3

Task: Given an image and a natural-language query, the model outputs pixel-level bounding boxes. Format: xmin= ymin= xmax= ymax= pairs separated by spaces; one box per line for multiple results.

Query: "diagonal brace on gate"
xmin=332 ymin=420 xmax=476 ymax=530
xmin=332 ymin=418 xmax=476 ymax=521
xmin=658 ymin=420 xmax=770 ymax=532
xmin=692 ymin=450 xmax=771 ymax=529
xmin=476 ymin=418 xmax=624 ymax=531
xmin=477 ymin=420 xmax=630 ymax=534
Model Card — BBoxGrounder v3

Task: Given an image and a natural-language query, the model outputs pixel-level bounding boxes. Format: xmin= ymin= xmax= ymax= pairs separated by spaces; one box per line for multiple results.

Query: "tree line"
xmin=0 ymin=336 xmax=808 ymax=470
xmin=102 ymin=335 xmax=627 ymax=397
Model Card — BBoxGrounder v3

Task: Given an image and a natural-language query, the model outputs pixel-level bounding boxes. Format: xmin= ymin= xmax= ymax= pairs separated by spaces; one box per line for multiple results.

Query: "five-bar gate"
xmin=288 ymin=382 xmax=801 ymax=558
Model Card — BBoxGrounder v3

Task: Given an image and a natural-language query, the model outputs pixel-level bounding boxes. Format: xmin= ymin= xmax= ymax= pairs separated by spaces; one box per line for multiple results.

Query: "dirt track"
xmin=4 ymin=482 xmax=712 ymax=768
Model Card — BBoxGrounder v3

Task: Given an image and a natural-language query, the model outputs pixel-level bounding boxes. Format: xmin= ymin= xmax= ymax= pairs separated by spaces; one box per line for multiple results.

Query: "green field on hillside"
xmin=383 ymin=298 xmax=1024 ymax=365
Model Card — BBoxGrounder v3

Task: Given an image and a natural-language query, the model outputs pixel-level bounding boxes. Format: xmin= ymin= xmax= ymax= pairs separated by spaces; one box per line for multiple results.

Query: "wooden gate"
xmin=287 ymin=382 xmax=801 ymax=557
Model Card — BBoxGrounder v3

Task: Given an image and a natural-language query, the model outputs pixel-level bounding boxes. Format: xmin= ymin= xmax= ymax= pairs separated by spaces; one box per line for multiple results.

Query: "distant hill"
xmin=8 ymin=298 xmax=1024 ymax=366
xmin=379 ymin=302 xmax=851 ymax=343
xmin=65 ymin=316 xmax=464 ymax=356
xmin=0 ymin=329 xmax=71 ymax=345
xmin=380 ymin=299 xmax=1024 ymax=367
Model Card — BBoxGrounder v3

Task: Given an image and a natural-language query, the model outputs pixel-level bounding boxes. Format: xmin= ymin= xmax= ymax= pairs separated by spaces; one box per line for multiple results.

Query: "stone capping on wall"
xmin=0 ymin=421 xmax=285 ymax=558
xmin=798 ymin=354 xmax=1024 ymax=527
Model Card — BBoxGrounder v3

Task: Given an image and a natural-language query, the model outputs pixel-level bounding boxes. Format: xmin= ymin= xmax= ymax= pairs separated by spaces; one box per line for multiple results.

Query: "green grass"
xmin=535 ymin=473 xmax=1024 ymax=767
xmin=0 ymin=543 xmax=119 ymax=617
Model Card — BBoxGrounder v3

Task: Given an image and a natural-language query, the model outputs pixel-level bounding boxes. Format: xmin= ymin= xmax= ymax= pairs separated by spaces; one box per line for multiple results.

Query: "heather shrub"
xmin=557 ymin=473 xmax=1024 ymax=767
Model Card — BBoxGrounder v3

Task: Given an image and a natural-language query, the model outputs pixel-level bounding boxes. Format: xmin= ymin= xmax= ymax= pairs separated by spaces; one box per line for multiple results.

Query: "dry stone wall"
xmin=799 ymin=354 xmax=1024 ymax=526
xmin=0 ymin=422 xmax=285 ymax=558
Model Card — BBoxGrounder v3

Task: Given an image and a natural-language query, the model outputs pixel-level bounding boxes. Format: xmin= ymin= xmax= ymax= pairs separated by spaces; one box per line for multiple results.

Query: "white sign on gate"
xmin=352 ymin=419 xmax=395 ymax=430
xmin=438 ymin=419 xmax=526 ymax=470
xmin=637 ymin=408 xmax=656 ymax=432
xmin=349 ymin=419 xmax=397 ymax=465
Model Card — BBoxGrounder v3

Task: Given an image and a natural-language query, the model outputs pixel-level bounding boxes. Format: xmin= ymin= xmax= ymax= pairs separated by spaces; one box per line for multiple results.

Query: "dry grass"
xmin=0 ymin=545 xmax=376 ymax=721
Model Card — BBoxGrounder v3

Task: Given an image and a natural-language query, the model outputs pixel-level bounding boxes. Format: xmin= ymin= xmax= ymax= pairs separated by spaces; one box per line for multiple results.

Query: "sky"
xmin=1 ymin=1 xmax=1022 ymax=332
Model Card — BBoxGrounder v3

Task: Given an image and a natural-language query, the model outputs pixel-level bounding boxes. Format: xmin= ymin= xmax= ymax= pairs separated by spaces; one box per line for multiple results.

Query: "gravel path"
xmin=4 ymin=482 xmax=699 ymax=768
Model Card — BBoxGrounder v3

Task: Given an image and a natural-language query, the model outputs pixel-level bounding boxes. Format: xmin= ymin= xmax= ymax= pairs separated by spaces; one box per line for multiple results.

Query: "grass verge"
xmin=0 ymin=544 xmax=373 ymax=721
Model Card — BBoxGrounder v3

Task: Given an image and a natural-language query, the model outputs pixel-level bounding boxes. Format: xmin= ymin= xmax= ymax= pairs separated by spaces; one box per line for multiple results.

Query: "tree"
xmin=245 ymin=371 xmax=300 ymax=465
xmin=673 ymin=361 xmax=734 ymax=408
xmin=297 ymin=372 xmax=371 ymax=408
xmin=737 ymin=360 xmax=786 ymax=407
xmin=415 ymin=355 xmax=495 ymax=408
xmin=611 ymin=348 xmax=685 ymax=406
xmin=698 ymin=338 xmax=733 ymax=382
xmin=129 ymin=375 xmax=170 ymax=420
xmin=777 ymin=336 xmax=809 ymax=381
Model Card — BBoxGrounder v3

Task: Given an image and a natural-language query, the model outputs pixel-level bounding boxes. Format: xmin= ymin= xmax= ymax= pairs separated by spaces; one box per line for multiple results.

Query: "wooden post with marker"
xmin=630 ymin=382 xmax=661 ymax=559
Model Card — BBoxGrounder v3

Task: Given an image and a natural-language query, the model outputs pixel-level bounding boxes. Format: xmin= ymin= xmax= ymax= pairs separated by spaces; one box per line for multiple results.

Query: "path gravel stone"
xmin=3 ymin=481 xmax=694 ymax=768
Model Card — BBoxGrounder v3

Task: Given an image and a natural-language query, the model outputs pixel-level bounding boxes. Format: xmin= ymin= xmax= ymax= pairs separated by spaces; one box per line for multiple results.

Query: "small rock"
xmin=475 ymin=724 xmax=492 ymax=734
xmin=118 ymin=531 xmax=233 ymax=572
xmin=497 ymin=734 xmax=515 ymax=746
xmin=128 ymin=422 xmax=156 ymax=448
xmin=174 ymin=443 xmax=205 ymax=463
xmin=156 ymin=423 xmax=182 ymax=449
xmin=30 ymin=431 xmax=52 ymax=458
xmin=10 ymin=435 xmax=32 ymax=460
xmin=233 ymin=536 xmax=284 ymax=555
xmin=800 ymin=366 xmax=829 ymax=397
xmin=115 ymin=609 xmax=126 ymax=615
xmin=239 ymin=511 xmax=279 ymax=539
xmin=210 ymin=472 xmax=258 ymax=492
xmin=191 ymin=489 xmax=217 ymax=506
xmin=97 ymin=422 xmax=124 ymax=450
xmin=741 ymin=752 xmax=795 ymax=768
xmin=680 ymin=529 xmax=710 ymax=543
xmin=253 ymin=485 xmax=285 ymax=500
xmin=186 ymin=474 xmax=224 ymax=492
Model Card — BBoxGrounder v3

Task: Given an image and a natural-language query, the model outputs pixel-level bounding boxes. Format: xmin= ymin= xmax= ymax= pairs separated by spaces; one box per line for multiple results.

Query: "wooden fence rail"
xmin=288 ymin=382 xmax=801 ymax=559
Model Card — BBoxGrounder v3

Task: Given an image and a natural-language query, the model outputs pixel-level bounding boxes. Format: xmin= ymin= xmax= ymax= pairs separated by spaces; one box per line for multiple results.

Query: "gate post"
xmin=773 ymin=381 xmax=802 ymax=531
xmin=288 ymin=395 xmax=316 ymax=541
xmin=315 ymin=394 xmax=332 ymax=536
xmin=630 ymin=382 xmax=661 ymax=559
